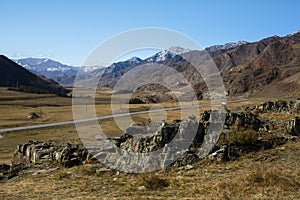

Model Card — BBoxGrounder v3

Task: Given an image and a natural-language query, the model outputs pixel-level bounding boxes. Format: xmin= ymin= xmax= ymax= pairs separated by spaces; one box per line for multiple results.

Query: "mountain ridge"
xmin=0 ymin=55 xmax=69 ymax=96
xmin=95 ymin=31 xmax=300 ymax=98
xmin=10 ymin=30 xmax=300 ymax=98
xmin=15 ymin=58 xmax=105 ymax=86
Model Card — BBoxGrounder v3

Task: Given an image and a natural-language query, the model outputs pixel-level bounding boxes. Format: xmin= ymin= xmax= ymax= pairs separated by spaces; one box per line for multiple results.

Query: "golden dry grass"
xmin=0 ymin=125 xmax=80 ymax=162
xmin=1 ymin=88 xmax=300 ymax=199
xmin=0 ymin=138 xmax=299 ymax=199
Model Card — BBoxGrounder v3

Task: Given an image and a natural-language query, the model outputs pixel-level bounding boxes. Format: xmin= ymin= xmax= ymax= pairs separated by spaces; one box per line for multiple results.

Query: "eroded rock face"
xmin=254 ymin=99 xmax=300 ymax=114
xmin=118 ymin=120 xmax=180 ymax=153
xmin=109 ymin=111 xmax=265 ymax=168
xmin=101 ymin=116 xmax=205 ymax=172
xmin=286 ymin=117 xmax=300 ymax=136
xmin=11 ymin=140 xmax=92 ymax=168
xmin=9 ymin=111 xmax=265 ymax=170
xmin=200 ymin=110 xmax=262 ymax=131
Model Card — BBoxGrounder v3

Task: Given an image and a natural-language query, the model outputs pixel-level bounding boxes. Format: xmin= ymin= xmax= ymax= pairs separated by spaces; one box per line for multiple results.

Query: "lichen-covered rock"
xmin=200 ymin=110 xmax=262 ymax=131
xmin=0 ymin=164 xmax=10 ymax=173
xmin=11 ymin=140 xmax=92 ymax=168
xmin=111 ymin=111 xmax=265 ymax=168
xmin=172 ymin=151 xmax=199 ymax=168
xmin=254 ymin=99 xmax=300 ymax=114
xmin=286 ymin=117 xmax=300 ymax=136
xmin=120 ymin=115 xmax=205 ymax=154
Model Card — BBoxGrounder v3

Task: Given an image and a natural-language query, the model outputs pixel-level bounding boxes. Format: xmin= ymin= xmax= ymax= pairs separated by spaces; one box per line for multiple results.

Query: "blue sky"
xmin=0 ymin=0 xmax=299 ymax=66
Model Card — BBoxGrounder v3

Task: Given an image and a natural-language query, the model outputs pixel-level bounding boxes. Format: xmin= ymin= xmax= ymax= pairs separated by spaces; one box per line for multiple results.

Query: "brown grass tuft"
xmin=218 ymin=130 xmax=258 ymax=146
xmin=246 ymin=165 xmax=300 ymax=191
xmin=137 ymin=173 xmax=170 ymax=190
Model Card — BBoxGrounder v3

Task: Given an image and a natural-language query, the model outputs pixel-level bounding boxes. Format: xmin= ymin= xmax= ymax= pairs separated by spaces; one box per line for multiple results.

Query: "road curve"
xmin=0 ymin=98 xmax=247 ymax=133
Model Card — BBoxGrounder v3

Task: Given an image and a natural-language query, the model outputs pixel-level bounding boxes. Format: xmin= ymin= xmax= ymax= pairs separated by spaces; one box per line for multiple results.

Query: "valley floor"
xmin=1 ymin=88 xmax=300 ymax=199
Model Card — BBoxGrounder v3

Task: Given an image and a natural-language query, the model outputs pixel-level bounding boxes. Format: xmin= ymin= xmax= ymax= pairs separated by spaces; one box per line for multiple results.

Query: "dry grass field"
xmin=0 ymin=87 xmax=300 ymax=199
xmin=0 ymin=88 xmax=255 ymax=161
xmin=0 ymin=137 xmax=299 ymax=199
xmin=0 ymin=88 xmax=211 ymax=162
xmin=0 ymin=87 xmax=294 ymax=162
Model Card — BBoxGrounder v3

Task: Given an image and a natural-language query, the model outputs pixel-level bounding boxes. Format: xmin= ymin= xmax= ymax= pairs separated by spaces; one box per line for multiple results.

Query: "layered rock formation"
xmin=11 ymin=140 xmax=92 ymax=168
xmin=286 ymin=117 xmax=300 ymax=136
xmin=253 ymin=99 xmax=300 ymax=114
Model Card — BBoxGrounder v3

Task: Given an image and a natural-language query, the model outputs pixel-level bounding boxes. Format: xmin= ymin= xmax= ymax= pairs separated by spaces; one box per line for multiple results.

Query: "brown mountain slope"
xmin=223 ymin=33 xmax=300 ymax=97
xmin=96 ymin=31 xmax=300 ymax=98
xmin=209 ymin=36 xmax=280 ymax=72
xmin=0 ymin=55 xmax=69 ymax=96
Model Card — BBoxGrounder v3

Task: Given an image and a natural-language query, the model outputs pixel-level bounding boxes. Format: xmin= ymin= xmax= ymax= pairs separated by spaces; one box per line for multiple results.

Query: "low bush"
xmin=218 ymin=130 xmax=258 ymax=146
xmin=137 ymin=173 xmax=169 ymax=190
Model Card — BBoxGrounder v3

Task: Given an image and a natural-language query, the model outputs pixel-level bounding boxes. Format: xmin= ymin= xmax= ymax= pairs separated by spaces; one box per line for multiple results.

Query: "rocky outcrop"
xmin=129 ymin=92 xmax=176 ymax=104
xmin=108 ymin=111 xmax=266 ymax=167
xmin=200 ymin=110 xmax=262 ymax=131
xmin=0 ymin=164 xmax=10 ymax=172
xmin=104 ymin=116 xmax=205 ymax=171
xmin=253 ymin=99 xmax=300 ymax=114
xmin=112 ymin=109 xmax=298 ymax=165
xmin=286 ymin=117 xmax=300 ymax=136
xmin=7 ymin=106 xmax=299 ymax=173
xmin=27 ymin=112 xmax=40 ymax=120
xmin=116 ymin=117 xmax=205 ymax=153
xmin=0 ymin=164 xmax=14 ymax=181
xmin=11 ymin=140 xmax=92 ymax=168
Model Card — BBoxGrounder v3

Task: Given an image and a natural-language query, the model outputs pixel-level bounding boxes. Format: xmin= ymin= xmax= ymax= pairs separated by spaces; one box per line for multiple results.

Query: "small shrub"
xmin=54 ymin=171 xmax=71 ymax=180
xmin=129 ymin=97 xmax=145 ymax=104
xmin=247 ymin=165 xmax=300 ymax=191
xmin=77 ymin=166 xmax=96 ymax=176
xmin=137 ymin=173 xmax=169 ymax=190
xmin=218 ymin=130 xmax=258 ymax=146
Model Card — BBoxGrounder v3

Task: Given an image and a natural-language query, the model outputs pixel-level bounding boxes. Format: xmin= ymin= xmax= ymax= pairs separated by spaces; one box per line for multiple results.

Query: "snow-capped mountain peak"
xmin=165 ymin=46 xmax=191 ymax=55
xmin=15 ymin=58 xmax=79 ymax=79
xmin=80 ymin=65 xmax=105 ymax=73
xmin=127 ymin=56 xmax=142 ymax=63
xmin=287 ymin=30 xmax=300 ymax=37
xmin=147 ymin=46 xmax=191 ymax=62
xmin=205 ymin=41 xmax=248 ymax=52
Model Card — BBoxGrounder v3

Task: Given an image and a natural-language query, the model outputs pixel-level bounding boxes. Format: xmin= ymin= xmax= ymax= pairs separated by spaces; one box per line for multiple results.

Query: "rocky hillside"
xmin=0 ymin=55 xmax=69 ymax=96
xmin=96 ymin=31 xmax=300 ymax=98
xmin=219 ymin=31 xmax=300 ymax=97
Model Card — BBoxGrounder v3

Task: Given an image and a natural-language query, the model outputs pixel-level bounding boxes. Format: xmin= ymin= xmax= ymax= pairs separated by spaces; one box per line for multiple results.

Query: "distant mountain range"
xmin=205 ymin=41 xmax=248 ymax=52
xmin=12 ymin=45 xmax=239 ymax=88
xmin=0 ymin=55 xmax=69 ymax=95
xmin=13 ymin=46 xmax=191 ymax=87
xmin=15 ymin=58 xmax=104 ymax=86
xmin=93 ymin=31 xmax=300 ymax=98
xmin=15 ymin=58 xmax=78 ymax=78
xmin=6 ymin=30 xmax=300 ymax=98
